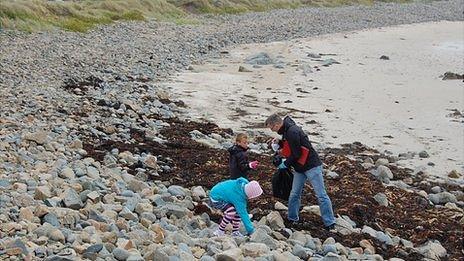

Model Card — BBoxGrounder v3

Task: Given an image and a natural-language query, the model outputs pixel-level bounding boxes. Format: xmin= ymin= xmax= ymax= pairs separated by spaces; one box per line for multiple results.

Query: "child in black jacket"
xmin=228 ymin=133 xmax=259 ymax=179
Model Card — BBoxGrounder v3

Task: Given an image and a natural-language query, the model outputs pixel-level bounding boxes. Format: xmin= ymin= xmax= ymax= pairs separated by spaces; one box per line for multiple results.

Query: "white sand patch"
xmin=164 ymin=21 xmax=464 ymax=179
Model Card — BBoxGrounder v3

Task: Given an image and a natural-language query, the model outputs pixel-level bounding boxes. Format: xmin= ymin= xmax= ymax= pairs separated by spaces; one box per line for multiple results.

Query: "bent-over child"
xmin=209 ymin=177 xmax=263 ymax=236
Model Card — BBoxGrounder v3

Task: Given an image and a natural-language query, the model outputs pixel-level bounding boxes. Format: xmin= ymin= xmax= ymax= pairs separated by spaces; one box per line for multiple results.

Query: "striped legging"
xmin=218 ymin=204 xmax=241 ymax=232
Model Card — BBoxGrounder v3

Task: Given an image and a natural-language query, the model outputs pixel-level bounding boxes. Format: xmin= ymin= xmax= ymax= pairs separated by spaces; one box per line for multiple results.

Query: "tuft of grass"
xmin=0 ymin=0 xmax=182 ymax=32
xmin=0 ymin=0 xmax=405 ymax=32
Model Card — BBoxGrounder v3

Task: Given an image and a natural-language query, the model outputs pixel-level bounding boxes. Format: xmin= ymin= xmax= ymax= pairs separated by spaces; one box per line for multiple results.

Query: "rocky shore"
xmin=0 ymin=1 xmax=463 ymax=260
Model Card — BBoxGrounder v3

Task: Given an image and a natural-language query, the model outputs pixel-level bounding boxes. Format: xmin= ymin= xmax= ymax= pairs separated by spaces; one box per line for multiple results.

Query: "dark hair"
xmin=265 ymin=114 xmax=282 ymax=127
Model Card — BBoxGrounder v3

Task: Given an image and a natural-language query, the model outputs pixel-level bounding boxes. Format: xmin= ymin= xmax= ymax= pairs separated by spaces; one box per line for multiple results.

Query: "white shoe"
xmin=231 ymin=231 xmax=244 ymax=237
xmin=213 ymin=229 xmax=225 ymax=237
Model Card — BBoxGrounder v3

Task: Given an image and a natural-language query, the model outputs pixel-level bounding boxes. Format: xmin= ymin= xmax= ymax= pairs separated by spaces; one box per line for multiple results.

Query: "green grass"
xmin=0 ymin=0 xmax=182 ymax=32
xmin=0 ymin=0 xmax=396 ymax=32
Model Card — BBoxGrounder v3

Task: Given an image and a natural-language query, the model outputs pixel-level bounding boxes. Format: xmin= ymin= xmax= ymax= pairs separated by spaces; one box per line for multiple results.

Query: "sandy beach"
xmin=165 ymin=21 xmax=464 ymax=180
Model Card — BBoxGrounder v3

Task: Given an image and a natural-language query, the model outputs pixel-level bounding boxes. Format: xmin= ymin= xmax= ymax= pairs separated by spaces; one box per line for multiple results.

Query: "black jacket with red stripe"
xmin=278 ymin=116 xmax=322 ymax=172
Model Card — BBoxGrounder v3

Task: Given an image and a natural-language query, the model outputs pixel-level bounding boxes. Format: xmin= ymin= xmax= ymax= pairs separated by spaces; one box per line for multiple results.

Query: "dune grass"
xmin=0 ymin=0 xmax=183 ymax=32
xmin=0 ymin=0 xmax=389 ymax=32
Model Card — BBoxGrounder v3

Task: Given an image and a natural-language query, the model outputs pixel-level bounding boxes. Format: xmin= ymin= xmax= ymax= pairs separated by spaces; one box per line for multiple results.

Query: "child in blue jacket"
xmin=209 ymin=178 xmax=263 ymax=236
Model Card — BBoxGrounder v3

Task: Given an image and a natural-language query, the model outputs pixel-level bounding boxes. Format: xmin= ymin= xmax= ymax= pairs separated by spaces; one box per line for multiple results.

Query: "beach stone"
xmin=276 ymin=251 xmax=302 ymax=261
xmin=163 ymin=204 xmax=190 ymax=218
xmin=5 ymin=239 xmax=28 ymax=256
xmin=321 ymin=58 xmax=340 ymax=66
xmin=85 ymin=244 xmax=103 ymax=254
xmin=292 ymin=244 xmax=314 ymax=259
xmin=86 ymin=166 xmax=100 ymax=179
xmin=35 ymin=186 xmax=52 ymax=200
xmin=34 ymin=205 xmax=49 ymax=218
xmin=245 ymin=52 xmax=273 ymax=65
xmin=275 ymin=201 xmax=288 ymax=210
xmin=335 ymin=243 xmax=348 ymax=256
xmin=307 ymin=53 xmax=321 ymax=58
xmin=401 ymin=238 xmax=414 ymax=248
xmin=113 ymin=248 xmax=131 ymax=260
xmin=119 ymin=207 xmax=138 ymax=221
xmin=86 ymin=191 xmax=100 ymax=202
xmin=335 ymin=217 xmax=355 ymax=235
xmin=428 ymin=192 xmax=457 ymax=204
xmin=375 ymin=231 xmax=393 ymax=245
xmin=375 ymin=165 xmax=393 ymax=182
xmin=240 ymin=243 xmax=270 ymax=257
xmin=303 ymin=205 xmax=321 ymax=216
xmin=63 ymin=188 xmax=83 ymax=210
xmin=142 ymin=155 xmax=158 ymax=169
xmin=19 ymin=207 xmax=34 ymax=222
xmin=124 ymin=197 xmax=140 ymax=212
xmin=238 ymin=66 xmax=252 ymax=72
xmin=431 ymin=186 xmax=441 ymax=194
xmin=60 ymin=167 xmax=75 ymax=179
xmin=289 ymin=231 xmax=308 ymax=246
xmin=321 ymin=252 xmax=344 ymax=260
xmin=416 ymin=240 xmax=446 ymax=260
xmin=323 ymin=243 xmax=338 ymax=255
xmin=374 ymin=193 xmax=389 ymax=207
xmin=419 ymin=151 xmax=429 ymax=158
xmin=13 ymin=182 xmax=27 ymax=193
xmin=128 ymin=179 xmax=149 ymax=192
xmin=326 ymin=171 xmax=339 ymax=179
xmin=118 ymin=151 xmax=137 ymax=165
xmin=49 ymin=228 xmax=65 ymax=242
xmin=14 ymin=193 xmax=35 ymax=207
xmin=362 ymin=163 xmax=374 ymax=169
xmin=216 ymin=247 xmax=243 ymax=261
xmin=135 ymin=202 xmax=153 ymax=214
xmin=375 ymin=158 xmax=389 ymax=166
xmin=0 ymin=179 xmax=11 ymax=188
xmin=448 ymin=170 xmax=461 ymax=179
xmin=379 ymin=55 xmax=390 ymax=60
xmin=250 ymin=228 xmax=279 ymax=250
xmin=127 ymin=251 xmax=144 ymax=261
xmin=266 ymin=211 xmax=285 ymax=230
xmin=43 ymin=212 xmax=60 ymax=227
xmin=167 ymin=185 xmax=186 ymax=197
xmin=361 ymin=226 xmax=377 ymax=237
xmin=24 ymin=131 xmax=49 ymax=144
xmin=192 ymin=186 xmax=207 ymax=198
xmin=359 ymin=239 xmax=375 ymax=254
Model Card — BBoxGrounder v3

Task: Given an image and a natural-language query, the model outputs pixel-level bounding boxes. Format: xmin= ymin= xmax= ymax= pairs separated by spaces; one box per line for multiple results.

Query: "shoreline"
xmin=166 ymin=21 xmax=464 ymax=182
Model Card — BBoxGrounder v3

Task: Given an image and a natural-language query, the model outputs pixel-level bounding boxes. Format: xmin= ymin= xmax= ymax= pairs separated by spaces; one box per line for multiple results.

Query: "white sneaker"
xmin=213 ymin=229 xmax=225 ymax=237
xmin=231 ymin=231 xmax=244 ymax=237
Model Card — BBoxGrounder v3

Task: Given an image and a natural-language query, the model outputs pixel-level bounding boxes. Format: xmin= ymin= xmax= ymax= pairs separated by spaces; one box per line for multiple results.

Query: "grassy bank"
xmin=0 ymin=0 xmax=379 ymax=32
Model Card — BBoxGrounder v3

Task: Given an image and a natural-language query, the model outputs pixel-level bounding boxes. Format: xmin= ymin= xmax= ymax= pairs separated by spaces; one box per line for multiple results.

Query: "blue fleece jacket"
xmin=209 ymin=177 xmax=254 ymax=234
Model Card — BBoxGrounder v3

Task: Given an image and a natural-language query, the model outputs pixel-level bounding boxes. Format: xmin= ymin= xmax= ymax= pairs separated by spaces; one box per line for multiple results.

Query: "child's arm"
xmin=234 ymin=201 xmax=254 ymax=235
xmin=236 ymin=152 xmax=251 ymax=173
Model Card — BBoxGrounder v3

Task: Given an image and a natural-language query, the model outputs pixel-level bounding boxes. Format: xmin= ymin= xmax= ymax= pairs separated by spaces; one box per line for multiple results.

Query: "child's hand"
xmin=249 ymin=161 xmax=259 ymax=170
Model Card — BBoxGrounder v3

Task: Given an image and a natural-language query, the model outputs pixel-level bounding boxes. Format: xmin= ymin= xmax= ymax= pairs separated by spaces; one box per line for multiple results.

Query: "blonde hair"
xmin=235 ymin=133 xmax=248 ymax=143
